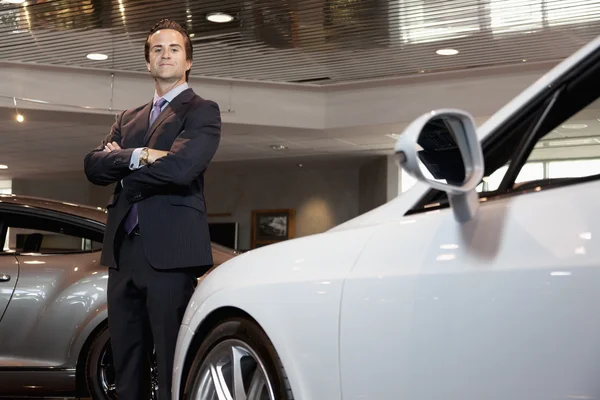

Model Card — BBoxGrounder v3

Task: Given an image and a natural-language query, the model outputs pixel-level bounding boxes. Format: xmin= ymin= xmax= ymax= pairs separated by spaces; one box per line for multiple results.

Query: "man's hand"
xmin=104 ymin=141 xmax=122 ymax=152
xmin=148 ymin=149 xmax=170 ymax=164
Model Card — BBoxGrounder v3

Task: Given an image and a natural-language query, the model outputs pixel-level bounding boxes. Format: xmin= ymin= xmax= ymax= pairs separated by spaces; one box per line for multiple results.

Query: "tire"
xmin=182 ymin=317 xmax=294 ymax=400
xmin=84 ymin=324 xmax=158 ymax=400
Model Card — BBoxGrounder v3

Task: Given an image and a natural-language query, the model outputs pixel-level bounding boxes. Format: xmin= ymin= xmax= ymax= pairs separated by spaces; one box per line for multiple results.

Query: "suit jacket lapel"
xmin=129 ymin=102 xmax=151 ymax=146
xmin=143 ymin=88 xmax=195 ymax=146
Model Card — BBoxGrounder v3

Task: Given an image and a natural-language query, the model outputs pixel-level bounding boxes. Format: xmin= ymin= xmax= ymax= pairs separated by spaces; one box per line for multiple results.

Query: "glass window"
xmin=546 ymin=0 xmax=600 ymax=27
xmin=1 ymin=213 xmax=102 ymax=255
xmin=398 ymin=0 xmax=480 ymax=44
xmin=478 ymin=162 xmax=544 ymax=191
xmin=2 ymin=232 xmax=9 ymax=253
xmin=478 ymin=96 xmax=600 ymax=192
xmin=484 ymin=165 xmax=509 ymax=191
xmin=488 ymin=0 xmax=543 ymax=35
xmin=523 ymin=97 xmax=600 ymax=180
xmin=548 ymin=159 xmax=600 ymax=178
xmin=0 ymin=180 xmax=11 ymax=195
xmin=403 ymin=159 xmax=546 ymax=193
xmin=517 ymin=162 xmax=545 ymax=182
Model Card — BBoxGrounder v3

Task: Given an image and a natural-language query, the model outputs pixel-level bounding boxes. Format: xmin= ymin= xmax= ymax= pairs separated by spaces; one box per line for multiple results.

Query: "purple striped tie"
xmin=123 ymin=97 xmax=168 ymax=235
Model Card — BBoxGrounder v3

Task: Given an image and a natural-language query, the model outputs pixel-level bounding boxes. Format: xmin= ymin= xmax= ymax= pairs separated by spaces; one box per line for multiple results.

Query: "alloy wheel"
xmin=190 ymin=339 xmax=276 ymax=400
xmin=98 ymin=340 xmax=159 ymax=400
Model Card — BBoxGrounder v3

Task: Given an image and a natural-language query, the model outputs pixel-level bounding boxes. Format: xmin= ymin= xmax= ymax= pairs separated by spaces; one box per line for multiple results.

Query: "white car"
xmin=172 ymin=34 xmax=600 ymax=400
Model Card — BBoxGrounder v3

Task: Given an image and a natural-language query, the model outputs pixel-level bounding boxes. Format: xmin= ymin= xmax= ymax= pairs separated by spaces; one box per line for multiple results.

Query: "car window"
xmin=479 ymin=97 xmax=600 ymax=192
xmin=408 ymin=48 xmax=600 ymax=213
xmin=0 ymin=212 xmax=102 ymax=255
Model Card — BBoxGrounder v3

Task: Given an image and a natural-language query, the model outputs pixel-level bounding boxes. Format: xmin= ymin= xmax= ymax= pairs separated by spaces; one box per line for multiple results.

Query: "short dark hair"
xmin=145 ymin=19 xmax=193 ymax=81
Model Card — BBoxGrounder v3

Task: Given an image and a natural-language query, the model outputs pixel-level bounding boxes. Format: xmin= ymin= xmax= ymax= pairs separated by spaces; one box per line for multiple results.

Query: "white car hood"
xmin=182 ymin=222 xmax=379 ymax=328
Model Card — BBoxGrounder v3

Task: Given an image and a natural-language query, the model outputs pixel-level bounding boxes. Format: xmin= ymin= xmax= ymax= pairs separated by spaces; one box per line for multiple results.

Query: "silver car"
xmin=0 ymin=194 xmax=237 ymax=399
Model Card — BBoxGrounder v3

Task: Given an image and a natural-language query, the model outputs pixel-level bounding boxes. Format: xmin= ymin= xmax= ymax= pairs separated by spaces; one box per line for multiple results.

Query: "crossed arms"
xmin=83 ymin=101 xmax=221 ymax=203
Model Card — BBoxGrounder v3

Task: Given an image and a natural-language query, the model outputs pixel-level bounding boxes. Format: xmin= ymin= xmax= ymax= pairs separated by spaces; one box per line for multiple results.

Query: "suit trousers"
xmin=107 ymin=228 xmax=196 ymax=400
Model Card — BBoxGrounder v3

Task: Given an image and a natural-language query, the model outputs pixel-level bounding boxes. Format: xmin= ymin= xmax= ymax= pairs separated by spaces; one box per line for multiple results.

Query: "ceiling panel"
xmin=0 ymin=0 xmax=599 ymax=85
xmin=224 ymin=134 xmax=281 ymax=145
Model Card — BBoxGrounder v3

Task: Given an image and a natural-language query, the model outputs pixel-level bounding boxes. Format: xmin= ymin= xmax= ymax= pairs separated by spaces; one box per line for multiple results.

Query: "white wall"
xmin=12 ymin=171 xmax=107 ymax=205
xmin=204 ymin=162 xmax=362 ymax=250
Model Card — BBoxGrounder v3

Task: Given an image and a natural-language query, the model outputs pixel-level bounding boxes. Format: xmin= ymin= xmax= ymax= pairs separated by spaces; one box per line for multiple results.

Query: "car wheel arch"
xmin=179 ymin=306 xmax=265 ymax=397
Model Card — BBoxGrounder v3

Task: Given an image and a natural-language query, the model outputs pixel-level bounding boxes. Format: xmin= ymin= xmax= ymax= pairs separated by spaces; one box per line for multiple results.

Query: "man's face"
xmin=146 ymin=29 xmax=191 ymax=82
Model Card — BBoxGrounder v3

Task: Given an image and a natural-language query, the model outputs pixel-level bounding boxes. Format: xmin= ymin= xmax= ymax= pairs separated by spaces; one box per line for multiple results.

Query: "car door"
xmin=0 ymin=217 xmax=18 ymax=323
xmin=339 ymin=53 xmax=600 ymax=399
xmin=0 ymin=206 xmax=104 ymax=367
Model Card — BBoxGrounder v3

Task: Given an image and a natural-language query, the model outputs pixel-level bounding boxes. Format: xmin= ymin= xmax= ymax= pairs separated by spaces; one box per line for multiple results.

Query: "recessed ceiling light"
xmin=86 ymin=53 xmax=108 ymax=61
xmin=561 ymin=123 xmax=588 ymax=129
xmin=0 ymin=165 xmax=8 ymax=170
xmin=270 ymin=145 xmax=288 ymax=150
xmin=206 ymin=12 xmax=234 ymax=23
xmin=548 ymin=138 xmax=595 ymax=147
xmin=550 ymin=271 xmax=571 ymax=276
xmin=436 ymin=48 xmax=459 ymax=56
xmin=15 ymin=114 xmax=24 ymax=122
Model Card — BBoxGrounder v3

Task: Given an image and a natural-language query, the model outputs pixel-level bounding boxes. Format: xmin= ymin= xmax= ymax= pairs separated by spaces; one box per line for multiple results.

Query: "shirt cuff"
xmin=129 ymin=148 xmax=143 ymax=170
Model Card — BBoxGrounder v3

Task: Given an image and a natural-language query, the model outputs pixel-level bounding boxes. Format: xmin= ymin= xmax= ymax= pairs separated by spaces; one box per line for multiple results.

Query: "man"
xmin=83 ymin=19 xmax=220 ymax=400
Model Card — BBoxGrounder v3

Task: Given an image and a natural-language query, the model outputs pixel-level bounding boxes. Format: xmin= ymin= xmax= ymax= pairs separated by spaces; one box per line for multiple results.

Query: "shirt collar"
xmin=153 ymin=82 xmax=189 ymax=105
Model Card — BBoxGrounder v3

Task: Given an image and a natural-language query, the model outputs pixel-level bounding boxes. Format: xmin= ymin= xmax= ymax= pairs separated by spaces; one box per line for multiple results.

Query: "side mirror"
xmin=395 ymin=109 xmax=484 ymax=223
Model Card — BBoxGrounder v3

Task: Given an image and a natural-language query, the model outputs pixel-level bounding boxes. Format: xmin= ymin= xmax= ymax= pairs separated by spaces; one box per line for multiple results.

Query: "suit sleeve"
xmin=83 ymin=111 xmax=136 ymax=186
xmin=121 ymin=100 xmax=221 ymax=203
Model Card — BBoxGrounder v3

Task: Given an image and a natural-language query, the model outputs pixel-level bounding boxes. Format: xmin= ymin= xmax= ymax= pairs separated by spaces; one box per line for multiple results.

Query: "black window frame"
xmin=0 ymin=205 xmax=104 ymax=256
xmin=407 ymin=45 xmax=600 ymax=216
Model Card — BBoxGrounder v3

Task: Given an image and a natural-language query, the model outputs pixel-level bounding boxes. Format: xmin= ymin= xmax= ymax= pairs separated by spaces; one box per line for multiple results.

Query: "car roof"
xmin=0 ymin=194 xmax=240 ymax=257
xmin=0 ymin=194 xmax=107 ymax=223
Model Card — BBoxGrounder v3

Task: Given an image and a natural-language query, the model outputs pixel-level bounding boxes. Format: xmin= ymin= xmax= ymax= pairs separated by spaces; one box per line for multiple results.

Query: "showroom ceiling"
xmin=1 ymin=0 xmax=600 ymax=180
xmin=1 ymin=0 xmax=600 ymax=85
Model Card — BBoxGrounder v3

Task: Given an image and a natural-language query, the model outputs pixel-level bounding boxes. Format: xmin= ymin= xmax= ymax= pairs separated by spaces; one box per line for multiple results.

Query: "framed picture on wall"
xmin=251 ymin=209 xmax=296 ymax=249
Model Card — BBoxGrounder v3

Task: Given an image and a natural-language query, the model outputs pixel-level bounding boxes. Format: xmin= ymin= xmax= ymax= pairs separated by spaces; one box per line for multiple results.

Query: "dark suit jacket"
xmin=83 ymin=88 xmax=220 ymax=271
